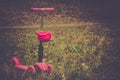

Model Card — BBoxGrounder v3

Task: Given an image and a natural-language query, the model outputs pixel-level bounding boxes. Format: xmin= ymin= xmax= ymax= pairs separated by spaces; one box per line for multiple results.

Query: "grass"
xmin=0 ymin=24 xmax=111 ymax=80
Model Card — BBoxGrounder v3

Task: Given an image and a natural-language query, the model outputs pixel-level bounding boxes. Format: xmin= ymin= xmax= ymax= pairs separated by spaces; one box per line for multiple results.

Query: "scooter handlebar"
xmin=31 ymin=8 xmax=55 ymax=11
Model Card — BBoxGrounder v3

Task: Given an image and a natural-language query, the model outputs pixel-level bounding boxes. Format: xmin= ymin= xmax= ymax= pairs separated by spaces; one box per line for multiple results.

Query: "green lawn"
xmin=0 ymin=24 xmax=111 ymax=80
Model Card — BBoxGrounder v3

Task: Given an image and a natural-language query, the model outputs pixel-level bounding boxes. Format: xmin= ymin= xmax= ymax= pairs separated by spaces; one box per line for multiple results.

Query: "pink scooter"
xmin=12 ymin=7 xmax=54 ymax=73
